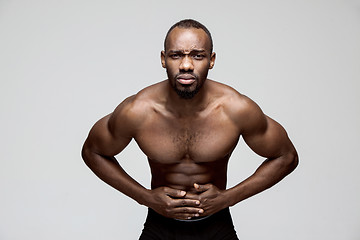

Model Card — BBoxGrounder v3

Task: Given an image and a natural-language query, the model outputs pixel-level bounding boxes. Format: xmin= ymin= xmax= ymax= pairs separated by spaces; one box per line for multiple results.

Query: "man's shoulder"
xmin=208 ymin=80 xmax=253 ymax=109
xmin=209 ymin=80 xmax=265 ymax=129
xmin=111 ymin=81 xmax=165 ymax=121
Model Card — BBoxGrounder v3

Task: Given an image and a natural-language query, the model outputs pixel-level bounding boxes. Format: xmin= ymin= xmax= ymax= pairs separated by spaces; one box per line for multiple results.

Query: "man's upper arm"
xmin=237 ymin=97 xmax=296 ymax=159
xmin=83 ymin=96 xmax=139 ymax=157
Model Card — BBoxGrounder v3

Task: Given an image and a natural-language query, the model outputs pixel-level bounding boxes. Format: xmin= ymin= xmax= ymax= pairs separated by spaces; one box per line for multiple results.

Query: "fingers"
xmin=173 ymin=198 xmax=200 ymax=207
xmin=164 ymin=191 xmax=204 ymax=219
xmin=162 ymin=187 xmax=203 ymax=211
xmin=163 ymin=196 xmax=203 ymax=220
xmin=167 ymin=201 xmax=204 ymax=220
xmin=194 ymin=183 xmax=212 ymax=192
xmin=172 ymin=207 xmax=204 ymax=220
xmin=164 ymin=187 xmax=186 ymax=198
xmin=150 ymin=187 xmax=206 ymax=219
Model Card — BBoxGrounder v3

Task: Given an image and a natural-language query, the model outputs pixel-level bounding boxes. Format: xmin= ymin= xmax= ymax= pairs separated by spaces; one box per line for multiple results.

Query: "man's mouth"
xmin=176 ymin=74 xmax=196 ymax=85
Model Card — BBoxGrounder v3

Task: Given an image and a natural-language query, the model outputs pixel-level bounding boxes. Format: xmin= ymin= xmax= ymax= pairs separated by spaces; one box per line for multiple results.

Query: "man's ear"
xmin=209 ymin=52 xmax=216 ymax=69
xmin=161 ymin=51 xmax=166 ymax=68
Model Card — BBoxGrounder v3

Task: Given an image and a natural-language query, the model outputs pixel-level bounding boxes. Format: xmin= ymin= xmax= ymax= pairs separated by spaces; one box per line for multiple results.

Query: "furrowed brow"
xmin=168 ymin=49 xmax=206 ymax=54
xmin=168 ymin=50 xmax=183 ymax=54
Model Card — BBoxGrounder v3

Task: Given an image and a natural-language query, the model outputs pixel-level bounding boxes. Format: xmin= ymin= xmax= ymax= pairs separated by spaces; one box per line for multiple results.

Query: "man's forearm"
xmin=82 ymin=148 xmax=204 ymax=220
xmin=82 ymin=149 xmax=150 ymax=206
xmin=225 ymin=152 xmax=298 ymax=206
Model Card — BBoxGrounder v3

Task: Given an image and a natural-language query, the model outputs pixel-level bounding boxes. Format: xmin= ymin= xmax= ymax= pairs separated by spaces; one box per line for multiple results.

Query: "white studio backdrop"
xmin=0 ymin=0 xmax=359 ymax=239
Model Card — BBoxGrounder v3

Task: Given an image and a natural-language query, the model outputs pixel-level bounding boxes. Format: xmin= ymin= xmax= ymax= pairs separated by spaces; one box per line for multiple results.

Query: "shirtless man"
xmin=82 ymin=19 xmax=298 ymax=239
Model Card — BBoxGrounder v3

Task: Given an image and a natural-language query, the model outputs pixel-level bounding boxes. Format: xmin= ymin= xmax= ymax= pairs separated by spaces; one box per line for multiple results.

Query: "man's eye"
xmin=170 ymin=54 xmax=180 ymax=59
xmin=193 ymin=54 xmax=205 ymax=60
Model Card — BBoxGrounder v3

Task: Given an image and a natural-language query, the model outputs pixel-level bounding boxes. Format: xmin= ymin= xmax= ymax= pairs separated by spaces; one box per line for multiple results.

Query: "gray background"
xmin=1 ymin=0 xmax=359 ymax=239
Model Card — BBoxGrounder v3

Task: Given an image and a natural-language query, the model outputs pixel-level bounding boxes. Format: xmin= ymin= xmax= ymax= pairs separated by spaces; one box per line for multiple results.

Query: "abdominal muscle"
xmin=148 ymin=156 xmax=229 ymax=194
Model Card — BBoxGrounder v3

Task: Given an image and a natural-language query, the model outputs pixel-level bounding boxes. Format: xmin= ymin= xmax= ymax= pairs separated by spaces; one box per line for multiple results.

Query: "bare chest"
xmin=134 ymin=113 xmax=240 ymax=164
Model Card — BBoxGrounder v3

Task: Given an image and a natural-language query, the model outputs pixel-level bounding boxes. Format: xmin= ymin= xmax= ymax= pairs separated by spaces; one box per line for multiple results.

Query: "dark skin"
xmin=82 ymin=27 xmax=298 ymax=220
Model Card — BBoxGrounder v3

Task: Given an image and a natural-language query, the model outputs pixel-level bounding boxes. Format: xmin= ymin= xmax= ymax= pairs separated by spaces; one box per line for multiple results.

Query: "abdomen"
xmin=148 ymin=156 xmax=230 ymax=192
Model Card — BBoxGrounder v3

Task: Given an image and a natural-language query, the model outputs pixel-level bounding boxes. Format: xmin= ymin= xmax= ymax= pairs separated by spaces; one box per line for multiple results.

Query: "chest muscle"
xmin=134 ymin=114 xmax=240 ymax=164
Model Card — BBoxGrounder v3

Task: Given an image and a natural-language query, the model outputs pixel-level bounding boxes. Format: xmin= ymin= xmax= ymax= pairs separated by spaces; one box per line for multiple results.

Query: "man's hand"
xmin=147 ymin=186 xmax=204 ymax=220
xmin=185 ymin=183 xmax=229 ymax=217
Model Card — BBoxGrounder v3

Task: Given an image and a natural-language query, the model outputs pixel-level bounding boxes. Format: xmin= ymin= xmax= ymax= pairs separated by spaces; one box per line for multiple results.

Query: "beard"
xmin=174 ymin=86 xmax=200 ymax=99
xmin=169 ymin=71 xmax=203 ymax=99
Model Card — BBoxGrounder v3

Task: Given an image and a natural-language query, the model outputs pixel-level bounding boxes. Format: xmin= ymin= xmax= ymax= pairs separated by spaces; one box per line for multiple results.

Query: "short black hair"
xmin=164 ymin=19 xmax=213 ymax=53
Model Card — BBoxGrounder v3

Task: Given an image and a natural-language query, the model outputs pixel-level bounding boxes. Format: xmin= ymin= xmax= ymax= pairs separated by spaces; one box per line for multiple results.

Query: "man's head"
xmin=164 ymin=19 xmax=213 ymax=54
xmin=161 ymin=19 xmax=216 ymax=99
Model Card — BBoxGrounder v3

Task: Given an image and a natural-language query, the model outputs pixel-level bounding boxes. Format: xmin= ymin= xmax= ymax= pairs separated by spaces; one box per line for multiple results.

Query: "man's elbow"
xmin=285 ymin=150 xmax=299 ymax=173
xmin=81 ymin=142 xmax=94 ymax=167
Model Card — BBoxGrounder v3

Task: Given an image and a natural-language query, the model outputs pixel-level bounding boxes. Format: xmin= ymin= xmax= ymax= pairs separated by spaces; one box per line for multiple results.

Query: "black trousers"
xmin=139 ymin=208 xmax=239 ymax=240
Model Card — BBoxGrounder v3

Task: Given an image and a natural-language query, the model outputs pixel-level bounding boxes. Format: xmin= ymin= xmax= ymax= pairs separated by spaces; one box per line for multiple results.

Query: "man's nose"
xmin=179 ymin=55 xmax=194 ymax=71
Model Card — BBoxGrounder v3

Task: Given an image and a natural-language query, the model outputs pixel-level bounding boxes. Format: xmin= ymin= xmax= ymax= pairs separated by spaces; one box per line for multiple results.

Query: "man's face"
xmin=161 ymin=27 xmax=215 ymax=99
